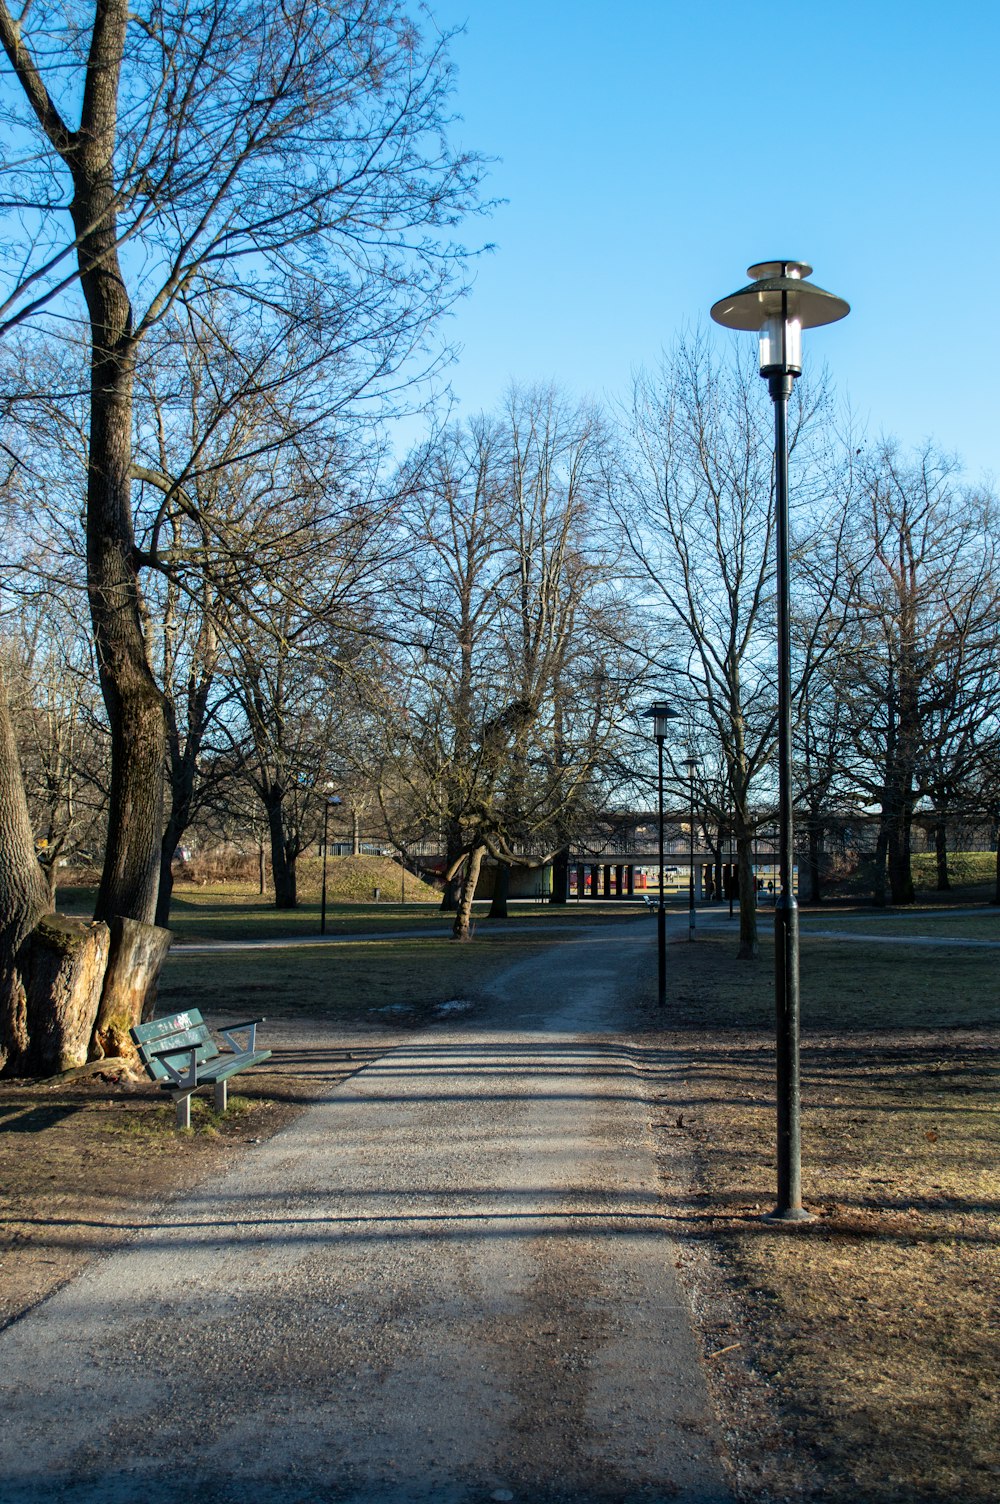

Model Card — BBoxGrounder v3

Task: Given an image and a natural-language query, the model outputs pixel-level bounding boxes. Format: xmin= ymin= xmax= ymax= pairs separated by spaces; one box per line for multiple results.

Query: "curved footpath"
xmin=0 ymin=916 xmax=732 ymax=1504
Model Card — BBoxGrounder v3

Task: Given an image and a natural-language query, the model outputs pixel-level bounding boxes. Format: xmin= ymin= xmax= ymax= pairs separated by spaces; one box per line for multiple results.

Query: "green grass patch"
xmin=801 ymin=910 xmax=1000 ymax=942
xmin=911 ymin=850 xmax=995 ymax=887
xmin=159 ymin=931 xmax=559 ymax=1023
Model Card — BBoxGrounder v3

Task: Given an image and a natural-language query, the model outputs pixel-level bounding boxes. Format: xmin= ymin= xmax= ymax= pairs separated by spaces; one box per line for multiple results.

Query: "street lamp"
xmin=681 ymin=756 xmax=698 ymax=941
xmin=712 ymin=260 xmax=849 ymax=1221
xmin=319 ymin=784 xmax=342 ymax=936
xmin=643 ymin=702 xmax=681 ymax=1007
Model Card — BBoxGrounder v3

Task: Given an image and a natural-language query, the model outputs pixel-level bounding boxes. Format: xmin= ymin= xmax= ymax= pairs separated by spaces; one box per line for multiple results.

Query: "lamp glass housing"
xmin=645 ymin=702 xmax=678 ymax=740
xmin=759 ymin=312 xmax=802 ymax=376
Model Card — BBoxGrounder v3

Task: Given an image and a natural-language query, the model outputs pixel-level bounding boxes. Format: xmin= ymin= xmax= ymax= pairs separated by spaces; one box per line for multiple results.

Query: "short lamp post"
xmin=320 ymin=785 xmax=342 ymax=936
xmin=711 ymin=260 xmax=849 ymax=1221
xmin=644 ymin=702 xmax=680 ymax=1007
xmin=681 ymin=756 xmax=698 ymax=942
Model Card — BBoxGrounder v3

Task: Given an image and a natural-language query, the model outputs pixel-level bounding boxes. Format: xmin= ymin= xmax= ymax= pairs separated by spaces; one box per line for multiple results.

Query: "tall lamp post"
xmin=319 ymin=785 xmax=342 ymax=936
xmin=681 ymin=755 xmax=698 ymax=941
xmin=711 ymin=261 xmax=848 ymax=1220
xmin=644 ymin=702 xmax=680 ymax=1007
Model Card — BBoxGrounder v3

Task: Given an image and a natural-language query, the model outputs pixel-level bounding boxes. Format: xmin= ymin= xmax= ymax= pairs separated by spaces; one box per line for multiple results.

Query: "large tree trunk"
xmin=71 ymin=4 xmax=165 ymax=933
xmin=549 ymin=847 xmax=570 ymax=905
xmin=452 ymin=844 xmax=485 ymax=940
xmin=0 ymin=676 xmax=51 ymax=1070
xmin=886 ymin=806 xmax=915 ymax=905
xmin=803 ymin=811 xmax=823 ymax=905
xmin=734 ymin=798 xmax=758 ymax=958
xmin=490 ymin=861 xmax=510 ymax=919
xmin=21 ymin=916 xmax=111 ymax=1074
xmin=93 ymin=914 xmax=172 ymax=1036
xmin=264 ymin=796 xmax=297 ymax=909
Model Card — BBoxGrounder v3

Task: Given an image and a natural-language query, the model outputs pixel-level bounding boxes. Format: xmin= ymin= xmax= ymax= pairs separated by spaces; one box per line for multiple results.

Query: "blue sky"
xmin=416 ymin=1 xmax=1000 ymax=483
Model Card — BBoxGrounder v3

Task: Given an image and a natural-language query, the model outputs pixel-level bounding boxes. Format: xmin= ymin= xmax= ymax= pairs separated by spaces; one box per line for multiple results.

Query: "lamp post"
xmin=319 ymin=785 xmax=342 ymax=936
xmin=681 ymin=756 xmax=698 ymax=941
xmin=643 ymin=702 xmax=680 ymax=1007
xmin=712 ymin=260 xmax=848 ymax=1220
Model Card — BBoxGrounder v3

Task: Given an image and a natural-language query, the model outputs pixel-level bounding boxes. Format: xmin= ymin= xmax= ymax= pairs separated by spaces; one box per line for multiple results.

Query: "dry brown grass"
xmin=632 ymin=923 xmax=1000 ymax=1502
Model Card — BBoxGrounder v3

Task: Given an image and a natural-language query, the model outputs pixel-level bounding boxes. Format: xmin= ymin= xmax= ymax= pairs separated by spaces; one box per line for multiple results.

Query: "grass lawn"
xmin=800 ymin=909 xmax=1000 ymax=942
xmin=158 ymin=930 xmax=560 ymax=1023
xmin=636 ymin=926 xmax=1000 ymax=1503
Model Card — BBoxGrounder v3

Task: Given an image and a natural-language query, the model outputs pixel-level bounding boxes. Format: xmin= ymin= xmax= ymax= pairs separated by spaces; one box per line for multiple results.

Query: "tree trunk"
xmin=0 ymin=676 xmax=51 ymax=1070
xmin=20 ymin=916 xmax=111 ymax=1074
xmin=265 ymin=796 xmax=297 ymax=908
xmin=490 ymin=862 xmax=510 ymax=919
xmin=69 ymin=6 xmax=165 ymax=932
xmin=934 ymin=821 xmax=950 ymax=891
xmin=91 ymin=915 xmax=172 ymax=1053
xmin=549 ymin=847 xmax=570 ymax=905
xmin=452 ymin=845 xmax=485 ymax=940
xmin=440 ymin=826 xmax=464 ymax=912
xmin=886 ymin=808 xmax=915 ymax=904
xmin=736 ymin=828 xmax=758 ymax=959
xmin=258 ymin=839 xmax=267 ymax=895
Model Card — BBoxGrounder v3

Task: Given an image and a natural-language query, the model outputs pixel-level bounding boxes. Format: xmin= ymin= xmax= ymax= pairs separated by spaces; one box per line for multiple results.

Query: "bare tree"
xmin=833 ymin=442 xmax=1000 ymax=903
xmin=620 ymin=335 xmax=845 ymax=955
xmin=376 ymin=389 xmax=637 ymax=939
xmin=0 ymin=0 xmax=484 ymax=1054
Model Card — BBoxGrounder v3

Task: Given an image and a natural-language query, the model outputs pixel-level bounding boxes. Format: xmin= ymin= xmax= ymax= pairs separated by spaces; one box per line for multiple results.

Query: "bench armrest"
xmin=149 ymin=1044 xmax=198 ymax=1091
xmin=220 ymin=1018 xmax=265 ymax=1054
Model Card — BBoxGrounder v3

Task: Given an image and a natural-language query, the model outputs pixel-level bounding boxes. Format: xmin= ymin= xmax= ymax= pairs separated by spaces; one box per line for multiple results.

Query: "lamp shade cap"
xmin=711 ymin=260 xmax=849 ymax=332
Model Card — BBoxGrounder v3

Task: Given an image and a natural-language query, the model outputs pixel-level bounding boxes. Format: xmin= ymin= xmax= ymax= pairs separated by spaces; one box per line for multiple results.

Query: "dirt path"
xmin=0 ymin=917 xmax=731 ymax=1503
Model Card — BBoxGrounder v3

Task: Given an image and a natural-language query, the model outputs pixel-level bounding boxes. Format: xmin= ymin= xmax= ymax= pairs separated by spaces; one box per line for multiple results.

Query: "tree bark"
xmin=452 ymin=844 xmax=485 ymax=940
xmin=265 ymin=794 xmax=297 ymax=908
xmin=549 ymin=846 xmax=570 ymax=905
xmin=62 ymin=1 xmax=166 ymax=931
xmin=20 ymin=916 xmax=111 ymax=1074
xmin=90 ymin=915 xmax=172 ymax=1055
xmin=804 ymin=812 xmax=823 ymax=905
xmin=886 ymin=806 xmax=915 ymax=905
xmin=440 ymin=824 xmax=465 ymax=912
xmin=736 ymin=830 xmax=758 ymax=958
xmin=490 ymin=862 xmax=510 ymax=919
xmin=0 ymin=676 xmax=51 ymax=1070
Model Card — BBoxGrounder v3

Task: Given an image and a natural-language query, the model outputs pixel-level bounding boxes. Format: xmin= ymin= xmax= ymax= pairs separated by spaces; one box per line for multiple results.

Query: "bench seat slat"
xmin=153 ymin=1050 xmax=272 ymax=1090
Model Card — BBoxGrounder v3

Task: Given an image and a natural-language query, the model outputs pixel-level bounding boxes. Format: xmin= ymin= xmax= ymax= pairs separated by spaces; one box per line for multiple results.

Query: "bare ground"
xmin=1 ymin=911 xmax=997 ymax=1503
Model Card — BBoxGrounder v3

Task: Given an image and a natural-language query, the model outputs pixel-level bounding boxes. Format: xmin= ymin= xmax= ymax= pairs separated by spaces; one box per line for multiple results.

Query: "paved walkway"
xmin=0 ymin=920 xmax=731 ymax=1504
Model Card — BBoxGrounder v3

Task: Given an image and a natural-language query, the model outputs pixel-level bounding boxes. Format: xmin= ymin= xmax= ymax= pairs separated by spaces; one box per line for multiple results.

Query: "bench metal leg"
xmin=175 ymin=1094 xmax=192 ymax=1130
xmin=213 ymin=1079 xmax=228 ymax=1114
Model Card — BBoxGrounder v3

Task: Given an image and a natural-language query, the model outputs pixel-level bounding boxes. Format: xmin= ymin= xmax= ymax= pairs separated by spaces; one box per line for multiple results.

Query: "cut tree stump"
xmin=91 ymin=916 xmax=173 ymax=1058
xmin=21 ymin=915 xmax=111 ymax=1073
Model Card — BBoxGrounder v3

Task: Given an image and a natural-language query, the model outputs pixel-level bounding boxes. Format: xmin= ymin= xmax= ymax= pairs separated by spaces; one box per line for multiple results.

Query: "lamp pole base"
xmin=764 ymin=1205 xmax=817 ymax=1224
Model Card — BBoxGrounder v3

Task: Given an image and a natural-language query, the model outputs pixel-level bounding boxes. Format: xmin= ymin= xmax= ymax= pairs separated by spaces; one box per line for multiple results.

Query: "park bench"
xmin=131 ymin=1010 xmax=271 ymax=1128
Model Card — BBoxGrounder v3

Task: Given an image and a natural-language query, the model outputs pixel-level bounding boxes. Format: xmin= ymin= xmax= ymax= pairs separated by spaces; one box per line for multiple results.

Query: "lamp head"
xmin=710 ymin=260 xmax=849 ymax=378
xmin=643 ymin=701 xmax=680 ymax=741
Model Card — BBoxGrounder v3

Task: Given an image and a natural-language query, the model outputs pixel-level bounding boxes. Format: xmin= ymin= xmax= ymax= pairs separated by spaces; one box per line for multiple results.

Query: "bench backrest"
xmin=131 ymin=1010 xmax=219 ymax=1082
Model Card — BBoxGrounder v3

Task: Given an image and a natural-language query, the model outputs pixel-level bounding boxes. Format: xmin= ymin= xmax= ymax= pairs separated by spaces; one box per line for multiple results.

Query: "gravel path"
xmin=0 ymin=919 xmax=731 ymax=1503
